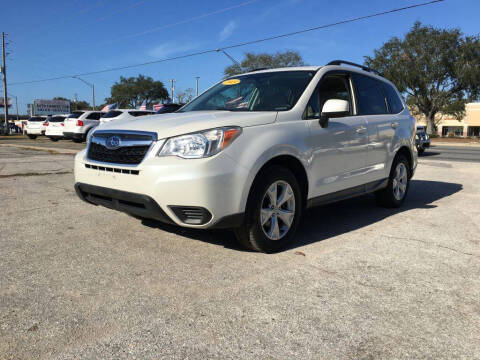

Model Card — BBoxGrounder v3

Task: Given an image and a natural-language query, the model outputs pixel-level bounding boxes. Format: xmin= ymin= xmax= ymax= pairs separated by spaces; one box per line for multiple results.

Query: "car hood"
xmin=94 ymin=111 xmax=277 ymax=139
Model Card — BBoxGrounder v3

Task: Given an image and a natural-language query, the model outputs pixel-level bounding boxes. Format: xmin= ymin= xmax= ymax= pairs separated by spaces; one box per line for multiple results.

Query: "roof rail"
xmin=327 ymin=60 xmax=380 ymax=75
xmin=250 ymin=67 xmax=270 ymax=72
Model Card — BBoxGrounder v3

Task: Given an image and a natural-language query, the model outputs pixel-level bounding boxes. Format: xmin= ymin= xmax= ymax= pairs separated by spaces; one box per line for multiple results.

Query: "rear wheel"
xmin=49 ymin=137 xmax=59 ymax=142
xmin=234 ymin=166 xmax=302 ymax=253
xmin=375 ymin=154 xmax=410 ymax=208
xmin=27 ymin=134 xmax=37 ymax=139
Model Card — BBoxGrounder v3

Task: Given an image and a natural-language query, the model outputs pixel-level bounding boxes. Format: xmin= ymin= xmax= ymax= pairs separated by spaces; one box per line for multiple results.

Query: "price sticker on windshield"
xmin=222 ymin=79 xmax=241 ymax=85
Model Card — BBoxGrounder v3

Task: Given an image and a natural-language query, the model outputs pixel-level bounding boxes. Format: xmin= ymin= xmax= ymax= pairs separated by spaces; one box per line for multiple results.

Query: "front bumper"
xmin=74 ymin=149 xmax=249 ymax=229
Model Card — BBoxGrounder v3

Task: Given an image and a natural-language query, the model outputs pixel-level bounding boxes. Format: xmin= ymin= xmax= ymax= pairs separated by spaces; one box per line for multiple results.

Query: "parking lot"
xmin=1 ymin=144 xmax=479 ymax=359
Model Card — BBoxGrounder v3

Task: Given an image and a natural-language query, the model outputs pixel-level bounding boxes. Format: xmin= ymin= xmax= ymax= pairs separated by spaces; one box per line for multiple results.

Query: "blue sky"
xmin=2 ymin=0 xmax=479 ymax=113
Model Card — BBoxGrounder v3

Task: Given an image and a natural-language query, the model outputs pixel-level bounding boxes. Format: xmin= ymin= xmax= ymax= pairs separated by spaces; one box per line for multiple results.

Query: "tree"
xmin=176 ymin=88 xmax=195 ymax=103
xmin=53 ymin=97 xmax=91 ymax=111
xmin=107 ymin=74 xmax=169 ymax=108
xmin=364 ymin=22 xmax=480 ymax=133
xmin=224 ymin=50 xmax=305 ymax=77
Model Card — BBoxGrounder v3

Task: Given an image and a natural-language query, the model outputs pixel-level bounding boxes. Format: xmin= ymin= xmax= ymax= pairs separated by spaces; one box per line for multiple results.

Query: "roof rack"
xmin=250 ymin=67 xmax=270 ymax=72
xmin=327 ymin=60 xmax=380 ymax=75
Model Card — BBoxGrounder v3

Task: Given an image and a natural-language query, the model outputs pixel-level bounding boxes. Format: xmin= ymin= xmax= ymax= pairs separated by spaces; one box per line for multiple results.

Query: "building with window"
xmin=415 ymin=102 xmax=480 ymax=137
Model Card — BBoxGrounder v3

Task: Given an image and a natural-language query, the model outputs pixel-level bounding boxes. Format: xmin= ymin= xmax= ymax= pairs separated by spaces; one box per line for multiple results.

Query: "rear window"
xmin=86 ymin=112 xmax=102 ymax=120
xmin=29 ymin=117 xmax=45 ymax=122
xmin=155 ymin=104 xmax=182 ymax=114
xmin=101 ymin=110 xmax=123 ymax=118
xmin=50 ymin=116 xmax=65 ymax=122
xmin=381 ymin=82 xmax=404 ymax=114
xmin=353 ymin=74 xmax=388 ymax=115
xmin=67 ymin=111 xmax=84 ymax=119
xmin=128 ymin=111 xmax=153 ymax=117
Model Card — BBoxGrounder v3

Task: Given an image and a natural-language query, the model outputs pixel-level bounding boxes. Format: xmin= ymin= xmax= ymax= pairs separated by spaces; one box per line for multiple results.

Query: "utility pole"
xmin=72 ymin=76 xmax=95 ymax=110
xmin=1 ymin=32 xmax=8 ymax=134
xmin=170 ymin=79 xmax=176 ymax=103
xmin=74 ymin=93 xmax=78 ymax=111
xmin=195 ymin=76 xmax=200 ymax=97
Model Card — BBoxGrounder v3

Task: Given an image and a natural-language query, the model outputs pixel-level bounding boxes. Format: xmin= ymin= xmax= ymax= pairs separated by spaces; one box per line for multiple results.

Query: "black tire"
xmin=234 ymin=165 xmax=303 ymax=253
xmin=27 ymin=134 xmax=37 ymax=139
xmin=417 ymin=147 xmax=425 ymax=155
xmin=72 ymin=138 xmax=83 ymax=143
xmin=49 ymin=137 xmax=59 ymax=142
xmin=375 ymin=154 xmax=411 ymax=208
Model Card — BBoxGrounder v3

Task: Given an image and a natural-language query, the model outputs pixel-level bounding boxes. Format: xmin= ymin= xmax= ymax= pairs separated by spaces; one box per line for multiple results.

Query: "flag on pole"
xmin=139 ymin=100 xmax=147 ymax=110
xmin=101 ymin=103 xmax=118 ymax=112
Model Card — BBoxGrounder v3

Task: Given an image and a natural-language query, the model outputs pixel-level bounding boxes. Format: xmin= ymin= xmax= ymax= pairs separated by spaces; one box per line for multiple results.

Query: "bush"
xmin=447 ymin=132 xmax=455 ymax=138
xmin=429 ymin=133 xmax=439 ymax=138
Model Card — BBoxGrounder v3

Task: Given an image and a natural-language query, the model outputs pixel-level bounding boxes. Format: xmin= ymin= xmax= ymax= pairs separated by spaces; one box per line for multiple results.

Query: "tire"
xmin=234 ymin=165 xmax=303 ymax=253
xmin=49 ymin=137 xmax=59 ymax=142
xmin=417 ymin=147 xmax=425 ymax=155
xmin=375 ymin=154 xmax=411 ymax=208
xmin=72 ymin=138 xmax=83 ymax=143
xmin=27 ymin=134 xmax=37 ymax=139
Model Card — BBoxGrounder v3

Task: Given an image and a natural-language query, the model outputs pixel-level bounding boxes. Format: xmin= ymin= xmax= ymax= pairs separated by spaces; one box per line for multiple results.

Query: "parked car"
xmin=45 ymin=114 xmax=68 ymax=141
xmin=63 ymin=111 xmax=104 ymax=143
xmin=154 ymin=103 xmax=183 ymax=114
xmin=415 ymin=128 xmax=430 ymax=155
xmin=100 ymin=109 xmax=154 ymax=123
xmin=74 ymin=60 xmax=417 ymax=252
xmin=25 ymin=116 xmax=47 ymax=139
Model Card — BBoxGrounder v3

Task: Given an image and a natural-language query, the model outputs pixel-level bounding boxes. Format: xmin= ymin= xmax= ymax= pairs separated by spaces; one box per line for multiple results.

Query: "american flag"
xmin=139 ymin=100 xmax=147 ymax=110
xmin=101 ymin=103 xmax=118 ymax=112
xmin=153 ymin=103 xmax=163 ymax=111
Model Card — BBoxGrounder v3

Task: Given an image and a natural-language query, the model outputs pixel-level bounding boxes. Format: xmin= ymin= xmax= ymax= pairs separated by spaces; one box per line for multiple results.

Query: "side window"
xmin=353 ymin=74 xmax=388 ymax=115
xmin=86 ymin=112 xmax=102 ymax=120
xmin=382 ymin=82 xmax=404 ymax=114
xmin=304 ymin=75 xmax=352 ymax=119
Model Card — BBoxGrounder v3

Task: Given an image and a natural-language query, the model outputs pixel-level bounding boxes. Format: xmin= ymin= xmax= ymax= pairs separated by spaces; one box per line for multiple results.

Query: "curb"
xmin=0 ymin=144 xmax=79 ymax=155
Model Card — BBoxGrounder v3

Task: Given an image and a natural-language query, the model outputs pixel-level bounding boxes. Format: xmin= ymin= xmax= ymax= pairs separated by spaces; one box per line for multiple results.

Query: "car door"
xmin=306 ymin=72 xmax=369 ymax=197
xmin=351 ymin=73 xmax=396 ymax=183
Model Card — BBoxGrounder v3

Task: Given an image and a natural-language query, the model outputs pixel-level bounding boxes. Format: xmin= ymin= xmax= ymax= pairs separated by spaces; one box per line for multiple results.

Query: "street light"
xmin=72 ymin=76 xmax=95 ymax=110
xmin=216 ymin=49 xmax=242 ymax=72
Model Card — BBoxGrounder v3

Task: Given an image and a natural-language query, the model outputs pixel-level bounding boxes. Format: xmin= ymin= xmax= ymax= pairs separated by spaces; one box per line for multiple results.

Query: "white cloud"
xmin=148 ymin=42 xmax=200 ymax=59
xmin=219 ymin=21 xmax=236 ymax=42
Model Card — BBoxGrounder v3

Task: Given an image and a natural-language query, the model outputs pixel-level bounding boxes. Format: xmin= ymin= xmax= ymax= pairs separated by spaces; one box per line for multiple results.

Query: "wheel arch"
xmin=395 ymin=146 xmax=414 ymax=178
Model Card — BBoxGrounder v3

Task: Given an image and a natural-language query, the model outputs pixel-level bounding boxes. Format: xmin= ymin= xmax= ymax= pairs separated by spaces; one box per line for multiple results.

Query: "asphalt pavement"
xmin=1 ymin=146 xmax=479 ymax=359
xmin=421 ymin=144 xmax=480 ymax=162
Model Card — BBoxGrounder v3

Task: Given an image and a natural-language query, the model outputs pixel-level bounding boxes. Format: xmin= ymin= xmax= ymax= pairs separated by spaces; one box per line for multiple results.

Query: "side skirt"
xmin=306 ymin=178 xmax=388 ymax=208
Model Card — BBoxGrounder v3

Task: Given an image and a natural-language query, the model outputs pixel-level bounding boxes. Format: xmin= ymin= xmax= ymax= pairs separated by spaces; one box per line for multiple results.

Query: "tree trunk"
xmin=426 ymin=112 xmax=437 ymax=135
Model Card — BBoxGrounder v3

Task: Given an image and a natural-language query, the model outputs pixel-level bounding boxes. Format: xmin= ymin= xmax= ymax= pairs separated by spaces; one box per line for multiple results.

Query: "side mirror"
xmin=319 ymin=99 xmax=350 ymax=128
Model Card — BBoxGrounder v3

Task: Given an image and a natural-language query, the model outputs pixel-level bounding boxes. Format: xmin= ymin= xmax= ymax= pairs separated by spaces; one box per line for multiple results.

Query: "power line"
xmin=8 ymin=0 xmax=444 ymax=86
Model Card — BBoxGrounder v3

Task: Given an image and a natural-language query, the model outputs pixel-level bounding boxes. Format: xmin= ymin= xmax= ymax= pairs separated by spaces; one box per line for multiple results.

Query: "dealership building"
xmin=415 ymin=102 xmax=480 ymax=137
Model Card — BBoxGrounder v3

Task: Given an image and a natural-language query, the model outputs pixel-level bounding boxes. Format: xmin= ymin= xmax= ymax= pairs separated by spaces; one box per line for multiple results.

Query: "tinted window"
xmin=180 ymin=71 xmax=315 ymax=112
xmin=86 ymin=112 xmax=102 ymax=120
xmin=155 ymin=104 xmax=182 ymax=114
xmin=50 ymin=116 xmax=65 ymax=122
xmin=353 ymin=74 xmax=388 ymax=115
xmin=381 ymin=82 xmax=404 ymax=114
xmin=29 ymin=116 xmax=45 ymax=122
xmin=68 ymin=111 xmax=84 ymax=119
xmin=304 ymin=75 xmax=352 ymax=119
xmin=128 ymin=111 xmax=153 ymax=117
xmin=101 ymin=110 xmax=123 ymax=118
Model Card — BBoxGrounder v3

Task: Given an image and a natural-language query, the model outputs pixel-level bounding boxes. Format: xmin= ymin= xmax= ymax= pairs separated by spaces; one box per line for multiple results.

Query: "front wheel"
xmin=27 ymin=134 xmax=37 ymax=139
xmin=375 ymin=155 xmax=411 ymax=208
xmin=235 ymin=166 xmax=302 ymax=253
xmin=49 ymin=137 xmax=59 ymax=142
xmin=417 ymin=146 xmax=425 ymax=155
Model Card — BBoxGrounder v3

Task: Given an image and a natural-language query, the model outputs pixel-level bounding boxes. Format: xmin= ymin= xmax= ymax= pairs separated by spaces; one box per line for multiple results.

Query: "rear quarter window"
xmin=381 ymin=82 xmax=404 ymax=114
xmin=68 ymin=111 xmax=84 ymax=118
xmin=86 ymin=112 xmax=102 ymax=120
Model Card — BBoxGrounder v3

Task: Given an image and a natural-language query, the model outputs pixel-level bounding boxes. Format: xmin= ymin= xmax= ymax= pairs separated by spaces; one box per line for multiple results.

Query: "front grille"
xmin=87 ymin=131 xmax=156 ymax=165
xmin=88 ymin=142 xmax=149 ymax=164
xmin=85 ymin=163 xmax=139 ymax=175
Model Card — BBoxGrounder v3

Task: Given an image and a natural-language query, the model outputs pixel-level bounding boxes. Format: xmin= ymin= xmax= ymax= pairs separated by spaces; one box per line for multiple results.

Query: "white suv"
xmin=74 ymin=61 xmax=417 ymax=252
xmin=25 ymin=116 xmax=47 ymax=139
xmin=100 ymin=109 xmax=155 ymax=123
xmin=63 ymin=110 xmax=104 ymax=142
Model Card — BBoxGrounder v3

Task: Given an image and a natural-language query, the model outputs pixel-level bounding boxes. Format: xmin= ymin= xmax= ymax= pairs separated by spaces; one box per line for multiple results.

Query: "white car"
xmin=25 ymin=116 xmax=47 ymax=139
xmin=100 ymin=109 xmax=154 ymax=123
xmin=63 ymin=110 xmax=104 ymax=143
xmin=44 ymin=114 xmax=68 ymax=141
xmin=75 ymin=61 xmax=417 ymax=252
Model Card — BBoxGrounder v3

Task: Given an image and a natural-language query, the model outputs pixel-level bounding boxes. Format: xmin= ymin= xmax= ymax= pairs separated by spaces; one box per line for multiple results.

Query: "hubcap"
xmin=392 ymin=162 xmax=408 ymax=201
xmin=260 ymin=180 xmax=295 ymax=241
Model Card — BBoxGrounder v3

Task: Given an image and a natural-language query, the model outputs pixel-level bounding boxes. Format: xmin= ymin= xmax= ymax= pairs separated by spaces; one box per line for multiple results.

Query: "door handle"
xmin=356 ymin=126 xmax=367 ymax=134
xmin=391 ymin=122 xmax=399 ymax=129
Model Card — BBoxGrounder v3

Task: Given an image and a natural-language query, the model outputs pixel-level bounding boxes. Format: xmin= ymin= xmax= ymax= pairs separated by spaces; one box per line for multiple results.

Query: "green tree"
xmin=107 ymin=74 xmax=169 ymax=108
xmin=364 ymin=22 xmax=480 ymax=133
xmin=53 ymin=97 xmax=91 ymax=111
xmin=224 ymin=51 xmax=305 ymax=77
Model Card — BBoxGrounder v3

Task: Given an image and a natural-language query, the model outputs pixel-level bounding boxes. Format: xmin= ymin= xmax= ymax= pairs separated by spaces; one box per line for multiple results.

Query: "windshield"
xmin=101 ymin=110 xmax=123 ymax=118
xmin=68 ymin=111 xmax=84 ymax=119
xmin=180 ymin=71 xmax=316 ymax=112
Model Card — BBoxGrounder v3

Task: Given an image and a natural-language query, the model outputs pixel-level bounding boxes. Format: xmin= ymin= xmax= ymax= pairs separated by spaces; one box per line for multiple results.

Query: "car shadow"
xmin=419 ymin=151 xmax=440 ymax=158
xmin=140 ymin=179 xmax=462 ymax=252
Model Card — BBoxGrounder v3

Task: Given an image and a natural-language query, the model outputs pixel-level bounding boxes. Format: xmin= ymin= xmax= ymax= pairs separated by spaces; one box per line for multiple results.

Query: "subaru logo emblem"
xmin=105 ymin=136 xmax=121 ymax=150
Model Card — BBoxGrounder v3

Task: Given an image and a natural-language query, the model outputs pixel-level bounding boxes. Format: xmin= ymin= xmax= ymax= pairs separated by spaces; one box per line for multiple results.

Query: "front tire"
xmin=375 ymin=154 xmax=411 ymax=208
xmin=417 ymin=147 xmax=425 ymax=155
xmin=235 ymin=166 xmax=302 ymax=253
xmin=27 ymin=134 xmax=37 ymax=139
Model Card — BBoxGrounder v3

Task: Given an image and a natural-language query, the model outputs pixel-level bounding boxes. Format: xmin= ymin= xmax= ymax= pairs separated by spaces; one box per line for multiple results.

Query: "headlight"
xmin=158 ymin=127 xmax=241 ymax=159
xmin=86 ymin=129 xmax=95 ymax=144
xmin=415 ymin=134 xmax=419 ymax=140
xmin=425 ymin=134 xmax=429 ymax=140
